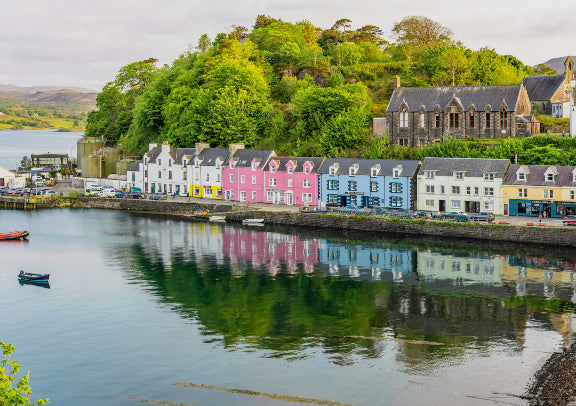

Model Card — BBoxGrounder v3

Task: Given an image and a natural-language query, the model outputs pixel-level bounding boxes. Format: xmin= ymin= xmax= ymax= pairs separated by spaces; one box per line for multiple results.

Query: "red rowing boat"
xmin=0 ymin=231 xmax=29 ymax=240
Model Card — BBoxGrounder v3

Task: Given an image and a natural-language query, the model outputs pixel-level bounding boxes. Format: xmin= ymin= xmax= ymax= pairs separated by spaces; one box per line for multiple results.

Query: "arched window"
xmin=399 ymin=108 xmax=409 ymax=129
xmin=500 ymin=109 xmax=508 ymax=129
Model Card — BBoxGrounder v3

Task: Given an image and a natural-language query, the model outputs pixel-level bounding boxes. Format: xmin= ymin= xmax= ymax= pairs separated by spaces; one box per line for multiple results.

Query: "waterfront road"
xmin=53 ymin=183 xmax=570 ymax=226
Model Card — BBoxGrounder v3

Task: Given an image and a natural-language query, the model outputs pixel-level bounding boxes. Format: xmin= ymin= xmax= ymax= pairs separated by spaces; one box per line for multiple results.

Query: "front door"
xmin=286 ymin=192 xmax=293 ymax=205
xmin=504 ymin=203 xmax=508 ymax=216
xmin=439 ymin=200 xmax=446 ymax=212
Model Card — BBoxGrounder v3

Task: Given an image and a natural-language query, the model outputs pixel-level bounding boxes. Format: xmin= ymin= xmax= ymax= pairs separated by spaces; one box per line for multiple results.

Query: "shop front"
xmin=507 ymin=199 xmax=575 ymax=218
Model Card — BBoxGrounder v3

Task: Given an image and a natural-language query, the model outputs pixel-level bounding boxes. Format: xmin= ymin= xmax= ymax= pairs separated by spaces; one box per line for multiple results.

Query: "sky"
xmin=1 ymin=0 xmax=575 ymax=92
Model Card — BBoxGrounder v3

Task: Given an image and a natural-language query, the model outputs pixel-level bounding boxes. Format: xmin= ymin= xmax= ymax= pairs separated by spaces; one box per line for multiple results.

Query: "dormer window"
xmin=168 ymin=159 xmax=172 ymax=167
xmin=183 ymin=160 xmax=187 ymax=166
xmin=252 ymin=162 xmax=257 ymax=171
xmin=304 ymin=166 xmax=310 ymax=174
xmin=329 ymin=164 xmax=339 ymax=175
xmin=454 ymin=172 xmax=464 ymax=180
xmin=546 ymin=173 xmax=554 ymax=181
xmin=393 ymin=169 xmax=401 ymax=178
xmin=573 ymin=171 xmax=576 ymax=182
xmin=287 ymin=166 xmax=293 ymax=174
xmin=425 ymin=171 xmax=435 ymax=179
xmin=517 ymin=172 xmax=526 ymax=181
xmin=158 ymin=159 xmax=162 ymax=166
xmin=371 ymin=168 xmax=378 ymax=177
xmin=195 ymin=159 xmax=199 ymax=168
xmin=270 ymin=165 xmax=275 ymax=174
xmin=484 ymin=173 xmax=495 ymax=181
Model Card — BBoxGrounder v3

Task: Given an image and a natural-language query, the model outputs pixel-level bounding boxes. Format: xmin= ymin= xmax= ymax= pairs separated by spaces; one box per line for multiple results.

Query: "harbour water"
xmin=1 ymin=208 xmax=575 ymax=405
xmin=0 ymin=129 xmax=83 ymax=170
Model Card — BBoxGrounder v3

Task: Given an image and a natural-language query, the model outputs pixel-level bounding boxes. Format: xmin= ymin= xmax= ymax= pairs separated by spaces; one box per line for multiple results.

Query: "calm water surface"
xmin=0 ymin=129 xmax=82 ymax=170
xmin=1 ymin=209 xmax=575 ymax=405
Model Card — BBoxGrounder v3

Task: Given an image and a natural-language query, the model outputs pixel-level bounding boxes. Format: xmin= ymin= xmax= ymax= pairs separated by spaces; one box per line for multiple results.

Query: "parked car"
xmin=84 ymin=188 xmax=99 ymax=197
xmin=114 ymin=191 xmax=129 ymax=199
xmin=562 ymin=216 xmax=576 ymax=225
xmin=148 ymin=192 xmax=167 ymax=200
xmin=469 ymin=212 xmax=495 ymax=222
xmin=128 ymin=191 xmax=145 ymax=199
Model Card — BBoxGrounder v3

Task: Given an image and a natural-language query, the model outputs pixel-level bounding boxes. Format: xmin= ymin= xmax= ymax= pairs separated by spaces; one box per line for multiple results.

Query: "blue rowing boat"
xmin=18 ymin=271 xmax=50 ymax=283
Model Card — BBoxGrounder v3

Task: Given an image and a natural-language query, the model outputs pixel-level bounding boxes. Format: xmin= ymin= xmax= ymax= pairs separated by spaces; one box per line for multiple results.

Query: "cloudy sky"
xmin=1 ymin=0 xmax=575 ymax=92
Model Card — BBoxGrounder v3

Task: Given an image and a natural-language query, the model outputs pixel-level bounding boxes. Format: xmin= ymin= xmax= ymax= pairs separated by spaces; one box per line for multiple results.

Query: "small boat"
xmin=209 ymin=215 xmax=226 ymax=222
xmin=18 ymin=271 xmax=50 ymax=283
xmin=0 ymin=231 xmax=29 ymax=241
xmin=242 ymin=218 xmax=264 ymax=225
xmin=242 ymin=219 xmax=264 ymax=224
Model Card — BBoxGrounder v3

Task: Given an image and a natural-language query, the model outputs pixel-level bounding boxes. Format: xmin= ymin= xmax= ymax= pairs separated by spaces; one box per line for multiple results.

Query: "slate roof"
xmin=419 ymin=158 xmax=510 ymax=177
xmin=504 ymin=164 xmax=576 ymax=186
xmin=127 ymin=161 xmax=140 ymax=171
xmin=227 ymin=149 xmax=276 ymax=168
xmin=386 ymin=85 xmax=523 ymax=113
xmin=144 ymin=146 xmax=162 ymax=163
xmin=263 ymin=157 xmax=326 ymax=173
xmin=197 ymin=148 xmax=229 ymax=166
xmin=522 ymin=74 xmax=564 ymax=101
xmin=175 ymin=148 xmax=196 ymax=165
xmin=318 ymin=158 xmax=420 ymax=177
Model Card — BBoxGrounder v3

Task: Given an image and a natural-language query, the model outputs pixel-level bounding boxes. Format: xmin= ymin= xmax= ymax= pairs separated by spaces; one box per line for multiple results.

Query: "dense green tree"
xmin=1 ymin=342 xmax=49 ymax=405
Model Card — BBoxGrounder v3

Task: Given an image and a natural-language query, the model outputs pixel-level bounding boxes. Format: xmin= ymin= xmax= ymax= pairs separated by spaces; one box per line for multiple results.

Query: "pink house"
xmin=222 ymin=147 xmax=276 ymax=203
xmin=263 ymin=157 xmax=326 ymax=206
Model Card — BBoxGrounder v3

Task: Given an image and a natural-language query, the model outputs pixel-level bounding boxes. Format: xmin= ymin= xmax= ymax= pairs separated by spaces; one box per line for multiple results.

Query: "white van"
xmin=98 ymin=186 xmax=116 ymax=198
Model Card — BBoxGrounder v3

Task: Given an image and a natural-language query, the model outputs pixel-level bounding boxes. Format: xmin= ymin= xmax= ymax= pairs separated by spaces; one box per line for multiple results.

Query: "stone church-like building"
xmin=523 ymin=56 xmax=574 ymax=118
xmin=382 ymin=77 xmax=538 ymax=147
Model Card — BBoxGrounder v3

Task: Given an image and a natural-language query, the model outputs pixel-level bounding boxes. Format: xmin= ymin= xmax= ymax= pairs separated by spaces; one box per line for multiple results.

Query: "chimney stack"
xmin=393 ymin=75 xmax=401 ymax=91
xmin=195 ymin=142 xmax=210 ymax=154
xmin=229 ymin=143 xmax=245 ymax=157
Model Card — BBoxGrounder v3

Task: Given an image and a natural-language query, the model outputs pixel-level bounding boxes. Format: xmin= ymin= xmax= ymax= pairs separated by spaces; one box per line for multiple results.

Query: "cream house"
xmin=417 ymin=157 xmax=510 ymax=215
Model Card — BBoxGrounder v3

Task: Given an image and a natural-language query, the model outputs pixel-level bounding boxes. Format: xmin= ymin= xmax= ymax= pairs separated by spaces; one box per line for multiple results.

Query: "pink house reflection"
xmin=222 ymin=227 xmax=319 ymax=275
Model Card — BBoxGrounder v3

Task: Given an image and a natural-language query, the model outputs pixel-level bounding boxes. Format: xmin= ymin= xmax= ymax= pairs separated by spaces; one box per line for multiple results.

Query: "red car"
xmin=562 ymin=216 xmax=576 ymax=225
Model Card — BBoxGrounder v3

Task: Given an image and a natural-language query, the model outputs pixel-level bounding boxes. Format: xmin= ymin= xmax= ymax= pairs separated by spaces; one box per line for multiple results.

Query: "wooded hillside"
xmin=85 ymin=15 xmax=537 ymax=157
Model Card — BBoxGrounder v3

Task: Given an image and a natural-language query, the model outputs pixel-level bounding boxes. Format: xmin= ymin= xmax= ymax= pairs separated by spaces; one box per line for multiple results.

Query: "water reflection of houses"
xmin=416 ymin=250 xmax=504 ymax=286
xmin=504 ymin=256 xmax=576 ymax=300
xmin=317 ymin=241 xmax=416 ymax=281
xmin=221 ymin=227 xmax=319 ymax=275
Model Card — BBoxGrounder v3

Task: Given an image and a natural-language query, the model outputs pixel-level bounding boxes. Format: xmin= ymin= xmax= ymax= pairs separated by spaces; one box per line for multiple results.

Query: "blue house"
xmin=318 ymin=158 xmax=420 ymax=209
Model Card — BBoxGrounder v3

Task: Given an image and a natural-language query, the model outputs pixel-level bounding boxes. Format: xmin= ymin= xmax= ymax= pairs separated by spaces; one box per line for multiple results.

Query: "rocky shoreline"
xmin=526 ymin=337 xmax=576 ymax=406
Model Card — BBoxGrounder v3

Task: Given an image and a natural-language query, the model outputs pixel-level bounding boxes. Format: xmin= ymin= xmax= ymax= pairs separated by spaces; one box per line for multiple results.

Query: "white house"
xmin=188 ymin=143 xmax=230 ymax=200
xmin=128 ymin=142 xmax=194 ymax=196
xmin=417 ymin=157 xmax=510 ymax=215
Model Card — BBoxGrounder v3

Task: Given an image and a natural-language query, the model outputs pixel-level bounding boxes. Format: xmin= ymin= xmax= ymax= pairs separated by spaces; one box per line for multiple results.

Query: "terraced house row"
xmin=126 ymin=141 xmax=576 ymax=218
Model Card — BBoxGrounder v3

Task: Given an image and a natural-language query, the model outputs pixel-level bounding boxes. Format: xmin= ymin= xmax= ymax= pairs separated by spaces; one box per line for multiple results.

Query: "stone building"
xmin=383 ymin=77 xmax=536 ymax=146
xmin=523 ymin=56 xmax=574 ymax=118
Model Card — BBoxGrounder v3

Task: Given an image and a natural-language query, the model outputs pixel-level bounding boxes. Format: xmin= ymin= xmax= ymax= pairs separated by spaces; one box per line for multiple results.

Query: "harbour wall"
xmin=66 ymin=198 xmax=576 ymax=248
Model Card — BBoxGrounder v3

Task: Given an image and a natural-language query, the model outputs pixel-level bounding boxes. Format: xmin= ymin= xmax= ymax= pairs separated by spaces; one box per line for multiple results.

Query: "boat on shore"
xmin=242 ymin=218 xmax=264 ymax=225
xmin=0 ymin=231 xmax=29 ymax=241
xmin=18 ymin=271 xmax=49 ymax=283
xmin=209 ymin=215 xmax=226 ymax=222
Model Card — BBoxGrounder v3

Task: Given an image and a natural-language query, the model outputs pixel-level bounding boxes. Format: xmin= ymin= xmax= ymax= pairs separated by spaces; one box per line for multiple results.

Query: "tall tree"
xmin=392 ymin=16 xmax=452 ymax=52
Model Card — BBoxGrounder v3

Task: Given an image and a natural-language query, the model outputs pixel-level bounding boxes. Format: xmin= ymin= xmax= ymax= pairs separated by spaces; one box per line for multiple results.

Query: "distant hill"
xmin=0 ymin=86 xmax=98 ymax=113
xmin=537 ymin=56 xmax=576 ymax=74
xmin=0 ymin=84 xmax=98 ymax=94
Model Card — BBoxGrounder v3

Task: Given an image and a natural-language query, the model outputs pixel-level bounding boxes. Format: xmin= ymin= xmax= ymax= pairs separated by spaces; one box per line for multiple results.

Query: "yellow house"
xmin=503 ymin=164 xmax=576 ymax=218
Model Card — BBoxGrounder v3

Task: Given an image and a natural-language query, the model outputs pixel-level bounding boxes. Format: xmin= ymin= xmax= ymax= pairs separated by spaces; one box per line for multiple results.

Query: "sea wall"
xmin=63 ymin=198 xmax=576 ymax=247
xmin=68 ymin=197 xmax=242 ymax=215
xmin=224 ymin=211 xmax=576 ymax=248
